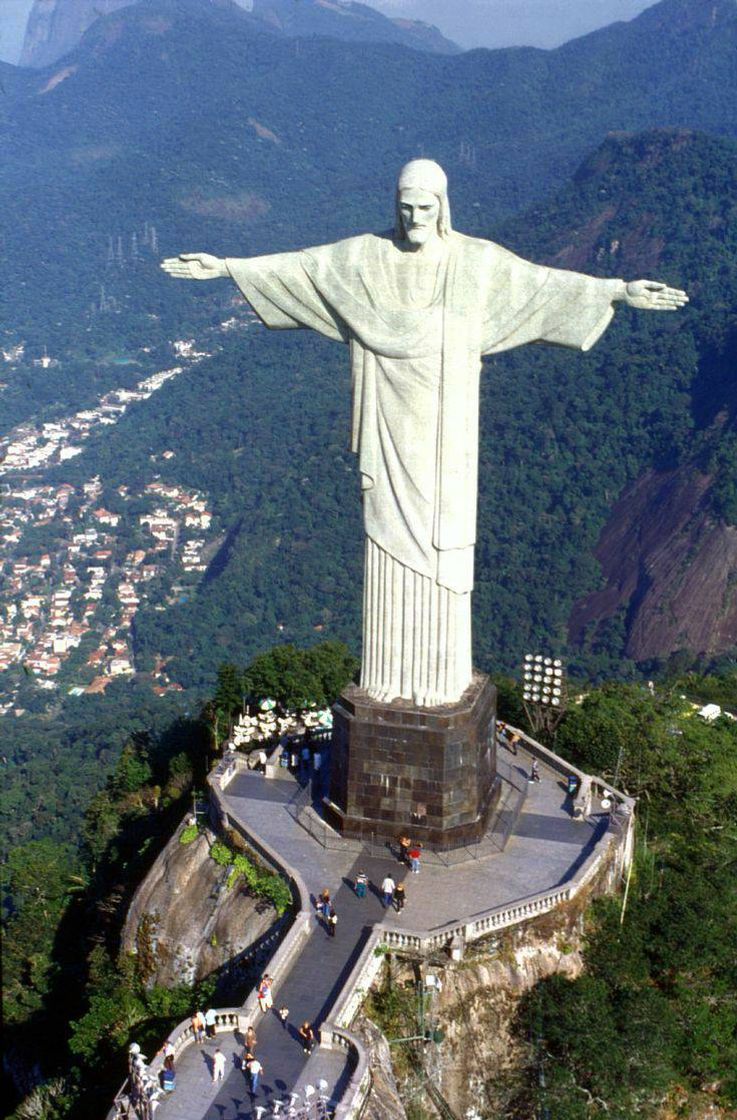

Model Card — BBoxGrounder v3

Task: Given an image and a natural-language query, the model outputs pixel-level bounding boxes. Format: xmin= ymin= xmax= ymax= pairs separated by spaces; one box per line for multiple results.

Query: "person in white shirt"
xmin=212 ymin=1048 xmax=226 ymax=1083
xmin=381 ymin=875 xmax=396 ymax=908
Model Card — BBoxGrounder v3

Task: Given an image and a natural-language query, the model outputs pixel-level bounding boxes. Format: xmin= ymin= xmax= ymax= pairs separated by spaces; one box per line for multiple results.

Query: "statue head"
xmin=395 ymin=159 xmax=452 ymax=246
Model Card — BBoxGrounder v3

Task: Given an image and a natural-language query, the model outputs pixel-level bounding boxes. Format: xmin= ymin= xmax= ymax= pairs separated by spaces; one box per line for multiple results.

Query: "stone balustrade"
xmin=110 ymin=724 xmax=634 ymax=1120
xmin=319 ymin=1023 xmax=372 ymax=1120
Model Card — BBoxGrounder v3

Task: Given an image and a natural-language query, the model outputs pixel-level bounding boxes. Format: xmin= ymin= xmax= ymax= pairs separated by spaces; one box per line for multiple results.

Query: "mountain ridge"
xmin=18 ymin=0 xmax=458 ymax=68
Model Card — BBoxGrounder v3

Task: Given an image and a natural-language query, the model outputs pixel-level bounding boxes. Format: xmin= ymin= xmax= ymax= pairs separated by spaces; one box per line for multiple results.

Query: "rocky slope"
xmin=122 ymin=826 xmax=280 ymax=987
xmin=19 ymin=0 xmax=457 ymax=68
xmin=569 ymin=465 xmax=737 ymax=663
xmin=20 ymin=0 xmax=134 ymax=68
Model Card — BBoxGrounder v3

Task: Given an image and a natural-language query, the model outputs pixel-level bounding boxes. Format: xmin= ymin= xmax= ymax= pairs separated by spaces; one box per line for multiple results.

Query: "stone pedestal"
xmin=325 ymin=672 xmax=499 ymax=849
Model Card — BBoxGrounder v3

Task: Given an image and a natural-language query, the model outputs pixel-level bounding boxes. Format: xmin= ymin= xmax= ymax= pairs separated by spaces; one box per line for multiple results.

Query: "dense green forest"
xmin=509 ymin=683 xmax=737 ymax=1119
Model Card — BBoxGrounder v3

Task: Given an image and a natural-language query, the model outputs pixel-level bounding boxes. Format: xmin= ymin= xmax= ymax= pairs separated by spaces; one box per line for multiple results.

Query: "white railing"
xmin=110 ymin=725 xmax=634 ymax=1120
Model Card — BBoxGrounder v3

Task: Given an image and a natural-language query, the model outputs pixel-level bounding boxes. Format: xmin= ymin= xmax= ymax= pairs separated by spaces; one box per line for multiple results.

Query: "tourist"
xmin=158 ymin=1039 xmax=175 ymax=1065
xmin=408 ymin=844 xmax=422 ymax=873
xmin=257 ymin=975 xmax=273 ymax=1013
xmin=398 ymin=833 xmax=411 ymax=865
xmin=212 ymin=1048 xmax=226 ymax=1083
xmin=393 ymin=882 xmax=406 ymax=912
xmin=191 ymin=1010 xmax=206 ymax=1044
xmin=246 ymin=1055 xmax=263 ymax=1093
xmin=204 ymin=1007 xmax=217 ymax=1039
xmin=298 ymin=1022 xmax=316 ymax=1054
xmin=278 ymin=1005 xmax=290 ymax=1029
xmin=318 ymin=888 xmax=331 ymax=918
xmin=301 ymin=743 xmax=311 ymax=774
xmin=381 ymin=874 xmax=396 ymax=908
xmin=507 ymin=732 xmax=520 ymax=756
xmin=326 ymin=904 xmax=338 ymax=937
xmin=529 ymin=759 xmax=540 ymax=783
xmin=245 ymin=1025 xmax=257 ymax=1053
xmin=354 ymin=871 xmax=368 ymax=898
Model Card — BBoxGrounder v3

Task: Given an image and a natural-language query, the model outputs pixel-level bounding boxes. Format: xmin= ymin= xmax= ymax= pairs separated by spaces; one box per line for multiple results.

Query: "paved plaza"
xmin=154 ymin=743 xmax=608 ymax=1120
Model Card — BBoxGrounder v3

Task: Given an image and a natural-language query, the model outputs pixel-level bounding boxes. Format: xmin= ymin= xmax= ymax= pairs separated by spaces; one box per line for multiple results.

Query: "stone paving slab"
xmin=223 ymin=748 xmax=602 ymax=934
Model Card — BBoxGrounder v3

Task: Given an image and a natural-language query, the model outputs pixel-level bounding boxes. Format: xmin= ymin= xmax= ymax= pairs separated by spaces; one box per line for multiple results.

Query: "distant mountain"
xmin=20 ymin=0 xmax=138 ymax=68
xmin=18 ymin=0 xmax=457 ymax=68
xmin=248 ymin=0 xmax=457 ymax=52
xmin=4 ymin=0 xmax=736 ymax=345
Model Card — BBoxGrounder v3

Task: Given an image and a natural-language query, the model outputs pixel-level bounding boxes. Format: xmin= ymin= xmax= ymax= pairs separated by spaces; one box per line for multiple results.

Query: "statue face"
xmin=398 ymin=188 xmax=441 ymax=246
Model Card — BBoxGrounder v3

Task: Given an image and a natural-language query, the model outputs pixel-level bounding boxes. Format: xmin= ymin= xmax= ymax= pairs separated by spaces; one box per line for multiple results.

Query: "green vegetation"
xmin=2 ymin=710 xmax=210 ymax=1120
xmin=505 ymin=681 xmax=737 ymax=1118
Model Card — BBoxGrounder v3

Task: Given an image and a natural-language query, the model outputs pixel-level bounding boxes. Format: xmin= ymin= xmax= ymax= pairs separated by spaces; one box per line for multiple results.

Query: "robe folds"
xmin=227 ymin=232 xmax=621 ymax=706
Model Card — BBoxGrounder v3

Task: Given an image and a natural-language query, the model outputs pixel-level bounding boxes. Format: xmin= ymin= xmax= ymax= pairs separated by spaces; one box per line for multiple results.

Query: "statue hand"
xmin=160 ymin=253 xmax=229 ymax=281
xmin=624 ymin=279 xmax=688 ymax=311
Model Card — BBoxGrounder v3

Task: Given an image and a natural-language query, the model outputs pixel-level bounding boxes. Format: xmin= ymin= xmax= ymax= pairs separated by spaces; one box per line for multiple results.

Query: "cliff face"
xmin=569 ymin=466 xmax=737 ymax=663
xmin=20 ymin=0 xmax=135 ymax=68
xmin=122 ymin=828 xmax=279 ymax=987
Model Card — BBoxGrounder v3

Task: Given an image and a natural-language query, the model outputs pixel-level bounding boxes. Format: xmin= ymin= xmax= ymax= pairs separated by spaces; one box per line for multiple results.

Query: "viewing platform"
xmin=114 ymin=732 xmax=633 ymax=1120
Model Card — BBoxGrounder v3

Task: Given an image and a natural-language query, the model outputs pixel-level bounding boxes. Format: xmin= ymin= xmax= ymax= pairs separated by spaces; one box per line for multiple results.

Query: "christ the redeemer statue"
xmin=162 ymin=159 xmax=687 ymax=709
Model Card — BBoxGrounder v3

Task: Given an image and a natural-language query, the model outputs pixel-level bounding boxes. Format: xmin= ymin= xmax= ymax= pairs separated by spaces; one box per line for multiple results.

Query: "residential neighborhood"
xmin=0 ymin=349 xmax=221 ymax=713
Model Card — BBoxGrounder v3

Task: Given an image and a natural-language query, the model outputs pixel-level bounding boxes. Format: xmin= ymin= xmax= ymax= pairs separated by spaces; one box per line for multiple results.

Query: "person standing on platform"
xmin=394 ymin=882 xmax=406 ymax=912
xmin=245 ymin=1025 xmax=257 ymax=1053
xmin=257 ymin=975 xmax=273 ymax=1013
xmin=299 ymin=1022 xmax=316 ymax=1054
xmin=247 ymin=1055 xmax=263 ymax=1093
xmin=408 ymin=844 xmax=422 ymax=873
xmin=191 ymin=1010 xmax=206 ymax=1044
xmin=326 ymin=904 xmax=338 ymax=937
xmin=530 ymin=759 xmax=541 ymax=783
xmin=204 ymin=1007 xmax=217 ymax=1039
xmin=355 ymin=871 xmax=368 ymax=898
xmin=212 ymin=1048 xmax=226 ymax=1083
xmin=278 ymin=1005 xmax=290 ymax=1029
xmin=381 ymin=874 xmax=396 ymax=907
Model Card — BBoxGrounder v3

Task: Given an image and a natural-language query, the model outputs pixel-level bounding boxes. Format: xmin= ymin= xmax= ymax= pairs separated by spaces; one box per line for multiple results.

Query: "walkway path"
xmin=157 ymin=744 xmax=607 ymax=1119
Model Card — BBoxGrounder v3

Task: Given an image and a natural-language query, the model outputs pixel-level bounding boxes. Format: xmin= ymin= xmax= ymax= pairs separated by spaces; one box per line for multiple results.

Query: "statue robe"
xmin=227 ymin=231 xmax=621 ymax=706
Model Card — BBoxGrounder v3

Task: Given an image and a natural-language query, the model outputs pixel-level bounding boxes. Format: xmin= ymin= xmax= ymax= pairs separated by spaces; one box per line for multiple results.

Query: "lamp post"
xmin=521 ymin=654 xmax=567 ymax=740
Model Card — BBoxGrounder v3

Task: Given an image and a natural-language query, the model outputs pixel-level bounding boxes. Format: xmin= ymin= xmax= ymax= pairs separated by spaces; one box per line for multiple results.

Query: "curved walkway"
xmin=155 ymin=743 xmax=612 ymax=1120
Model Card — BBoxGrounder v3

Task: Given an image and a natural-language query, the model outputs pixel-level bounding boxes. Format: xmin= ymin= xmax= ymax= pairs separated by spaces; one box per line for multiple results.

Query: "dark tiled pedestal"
xmin=325 ymin=673 xmax=499 ymax=849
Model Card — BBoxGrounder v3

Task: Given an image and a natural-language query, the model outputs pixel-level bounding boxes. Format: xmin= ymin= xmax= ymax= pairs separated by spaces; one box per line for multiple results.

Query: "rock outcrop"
xmin=122 ymin=827 xmax=279 ymax=987
xmin=569 ymin=466 xmax=737 ymax=663
xmin=20 ymin=0 xmax=134 ymax=68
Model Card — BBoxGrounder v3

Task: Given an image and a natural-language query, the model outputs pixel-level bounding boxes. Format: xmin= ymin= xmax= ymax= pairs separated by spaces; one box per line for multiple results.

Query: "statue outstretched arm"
xmin=620 ymin=279 xmax=689 ymax=311
xmin=160 ymin=253 xmax=230 ymax=280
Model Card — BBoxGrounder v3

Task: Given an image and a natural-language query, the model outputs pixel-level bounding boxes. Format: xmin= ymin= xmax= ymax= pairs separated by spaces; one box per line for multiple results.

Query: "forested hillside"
xmin=27 ymin=127 xmax=735 ymax=693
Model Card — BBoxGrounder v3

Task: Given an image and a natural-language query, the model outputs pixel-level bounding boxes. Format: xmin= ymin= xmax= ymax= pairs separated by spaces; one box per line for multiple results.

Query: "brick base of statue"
xmin=324 ymin=672 xmax=499 ymax=849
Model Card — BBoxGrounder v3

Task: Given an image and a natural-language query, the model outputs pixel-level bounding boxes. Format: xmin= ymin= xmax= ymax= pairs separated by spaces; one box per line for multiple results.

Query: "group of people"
xmin=190 ymin=1007 xmax=219 ymax=1043
xmin=380 ymin=874 xmax=406 ymax=911
xmin=397 ymin=834 xmax=422 ymax=873
xmin=316 ymin=888 xmax=339 ymax=935
xmin=497 ymin=722 xmax=542 ymax=782
xmin=190 ymin=993 xmax=319 ymax=1096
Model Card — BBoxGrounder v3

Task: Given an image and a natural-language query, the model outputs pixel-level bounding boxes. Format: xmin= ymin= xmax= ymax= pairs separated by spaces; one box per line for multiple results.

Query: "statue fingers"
xmin=160 ymin=259 xmax=197 ymax=279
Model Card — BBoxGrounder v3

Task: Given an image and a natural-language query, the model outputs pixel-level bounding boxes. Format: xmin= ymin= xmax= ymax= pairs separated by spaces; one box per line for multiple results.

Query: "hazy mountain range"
xmin=18 ymin=0 xmax=458 ymax=68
